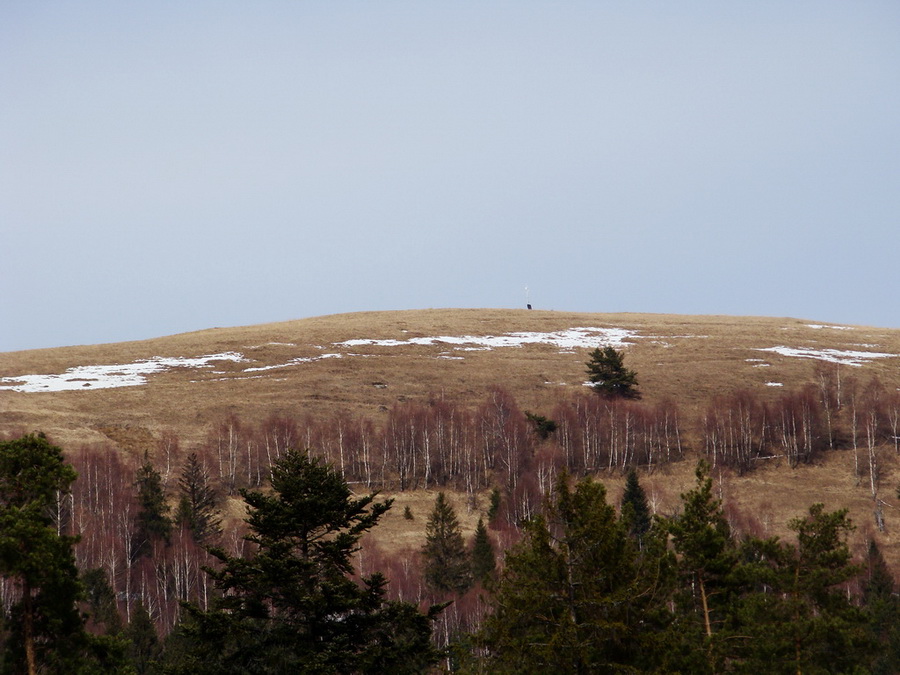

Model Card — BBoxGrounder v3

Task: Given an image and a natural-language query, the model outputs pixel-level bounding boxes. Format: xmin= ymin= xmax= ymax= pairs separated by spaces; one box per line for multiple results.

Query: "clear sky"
xmin=3 ymin=2 xmax=899 ymax=352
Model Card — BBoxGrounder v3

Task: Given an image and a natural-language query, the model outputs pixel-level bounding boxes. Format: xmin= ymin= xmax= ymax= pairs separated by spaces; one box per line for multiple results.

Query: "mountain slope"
xmin=2 ymin=308 xmax=898 ymax=448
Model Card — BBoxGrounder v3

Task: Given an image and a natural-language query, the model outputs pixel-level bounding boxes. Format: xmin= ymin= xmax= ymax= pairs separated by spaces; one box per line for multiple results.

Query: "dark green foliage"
xmin=524 ymin=412 xmax=558 ymax=440
xmin=478 ymin=473 xmax=668 ymax=673
xmin=779 ymin=504 xmax=870 ymax=672
xmin=403 ymin=505 xmax=414 ymax=520
xmin=82 ymin=567 xmax=123 ymax=635
xmin=861 ymin=540 xmax=900 ymax=674
xmin=167 ymin=449 xmax=440 ymax=674
xmin=469 ymin=518 xmax=495 ymax=585
xmin=585 ymin=346 xmax=640 ymax=399
xmin=0 ymin=434 xmax=131 ymax=675
xmin=662 ymin=461 xmax=740 ymax=673
xmin=125 ymin=603 xmax=161 ymax=675
xmin=620 ymin=468 xmax=651 ymax=544
xmin=134 ymin=461 xmax=171 ymax=557
xmin=422 ymin=492 xmax=472 ymax=595
xmin=487 ymin=487 xmax=501 ymax=523
xmin=174 ymin=453 xmax=221 ymax=544
xmin=728 ymin=505 xmax=872 ymax=674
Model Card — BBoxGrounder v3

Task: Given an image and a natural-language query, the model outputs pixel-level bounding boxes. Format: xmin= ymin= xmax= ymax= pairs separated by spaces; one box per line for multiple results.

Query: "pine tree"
xmin=133 ymin=460 xmax=171 ymax=558
xmin=585 ymin=346 xmax=640 ymax=399
xmin=478 ymin=473 xmax=663 ymax=672
xmin=174 ymin=453 xmax=221 ymax=544
xmin=620 ymin=468 xmax=652 ymax=545
xmin=731 ymin=504 xmax=873 ymax=674
xmin=470 ymin=518 xmax=496 ymax=586
xmin=663 ymin=461 xmax=740 ymax=673
xmin=169 ymin=449 xmax=441 ymax=674
xmin=422 ymin=492 xmax=472 ymax=595
xmin=0 ymin=434 xmax=130 ymax=674
xmin=781 ymin=504 xmax=871 ymax=673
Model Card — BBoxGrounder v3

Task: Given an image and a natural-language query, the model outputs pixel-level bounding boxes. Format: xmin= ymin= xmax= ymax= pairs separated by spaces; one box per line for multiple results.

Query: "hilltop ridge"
xmin=2 ymin=308 xmax=898 ymax=448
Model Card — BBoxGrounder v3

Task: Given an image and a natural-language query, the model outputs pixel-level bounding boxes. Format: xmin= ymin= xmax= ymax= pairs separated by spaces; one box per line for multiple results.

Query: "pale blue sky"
xmin=3 ymin=2 xmax=899 ymax=351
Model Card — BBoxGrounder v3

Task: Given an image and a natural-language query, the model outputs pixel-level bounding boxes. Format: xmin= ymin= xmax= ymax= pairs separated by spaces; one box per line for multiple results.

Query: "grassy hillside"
xmin=2 ymin=308 xmax=900 ymax=564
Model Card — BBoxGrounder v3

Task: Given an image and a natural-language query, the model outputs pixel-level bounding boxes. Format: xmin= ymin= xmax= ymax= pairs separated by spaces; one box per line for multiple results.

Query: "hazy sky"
xmin=3 ymin=2 xmax=899 ymax=352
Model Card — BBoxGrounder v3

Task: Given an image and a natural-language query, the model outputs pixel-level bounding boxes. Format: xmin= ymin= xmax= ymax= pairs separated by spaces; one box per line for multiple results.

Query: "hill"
xmin=3 ymin=308 xmax=898 ymax=444
xmin=3 ymin=308 xmax=900 ymax=564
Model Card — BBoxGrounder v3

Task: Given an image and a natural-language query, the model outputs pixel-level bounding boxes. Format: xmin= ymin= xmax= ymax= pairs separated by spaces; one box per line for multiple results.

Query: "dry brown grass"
xmin=3 ymin=308 xmax=900 ymax=565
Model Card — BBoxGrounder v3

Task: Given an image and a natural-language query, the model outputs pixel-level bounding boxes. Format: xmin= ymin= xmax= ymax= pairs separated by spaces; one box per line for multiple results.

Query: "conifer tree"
xmin=81 ymin=567 xmax=123 ymax=636
xmin=125 ymin=602 xmax=161 ymax=675
xmin=470 ymin=518 xmax=496 ymax=586
xmin=861 ymin=540 xmax=900 ymax=674
xmin=779 ymin=505 xmax=870 ymax=673
xmin=170 ymin=449 xmax=441 ymax=674
xmin=133 ymin=460 xmax=171 ymax=558
xmin=174 ymin=453 xmax=221 ymax=544
xmin=487 ymin=488 xmax=501 ymax=524
xmin=479 ymin=473 xmax=665 ymax=672
xmin=0 ymin=434 xmax=130 ymax=674
xmin=731 ymin=504 xmax=872 ymax=673
xmin=585 ymin=346 xmax=640 ymax=399
xmin=620 ymin=468 xmax=651 ymax=545
xmin=663 ymin=461 xmax=739 ymax=673
xmin=422 ymin=492 xmax=472 ymax=595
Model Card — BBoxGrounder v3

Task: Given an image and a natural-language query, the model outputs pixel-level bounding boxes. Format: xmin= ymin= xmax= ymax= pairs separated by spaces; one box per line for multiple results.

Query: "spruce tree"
xmin=470 ymin=518 xmax=496 ymax=586
xmin=620 ymin=468 xmax=652 ymax=545
xmin=81 ymin=567 xmax=123 ymax=636
xmin=134 ymin=460 xmax=171 ymax=558
xmin=422 ymin=492 xmax=472 ymax=595
xmin=169 ymin=449 xmax=441 ymax=674
xmin=585 ymin=346 xmax=640 ymax=399
xmin=125 ymin=602 xmax=161 ymax=675
xmin=174 ymin=453 xmax=221 ymax=544
xmin=487 ymin=488 xmax=501 ymax=524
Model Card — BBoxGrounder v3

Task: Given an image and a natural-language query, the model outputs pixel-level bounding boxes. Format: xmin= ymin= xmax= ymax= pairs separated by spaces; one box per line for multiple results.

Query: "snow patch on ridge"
xmin=757 ymin=346 xmax=895 ymax=367
xmin=337 ymin=327 xmax=639 ymax=351
xmin=806 ymin=324 xmax=855 ymax=331
xmin=0 ymin=353 xmax=246 ymax=393
xmin=243 ymin=353 xmax=343 ymax=372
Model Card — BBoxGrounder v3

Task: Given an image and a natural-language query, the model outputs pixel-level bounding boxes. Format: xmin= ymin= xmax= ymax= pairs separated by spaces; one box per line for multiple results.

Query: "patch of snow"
xmin=337 ymin=327 xmax=639 ymax=351
xmin=757 ymin=346 xmax=895 ymax=367
xmin=766 ymin=382 xmax=784 ymax=387
xmin=243 ymin=353 xmax=343 ymax=373
xmin=806 ymin=324 xmax=855 ymax=331
xmin=0 ymin=352 xmax=246 ymax=393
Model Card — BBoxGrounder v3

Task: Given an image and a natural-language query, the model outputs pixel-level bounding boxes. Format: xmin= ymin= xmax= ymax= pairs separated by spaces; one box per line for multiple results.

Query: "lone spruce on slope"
xmin=585 ymin=346 xmax=641 ymax=399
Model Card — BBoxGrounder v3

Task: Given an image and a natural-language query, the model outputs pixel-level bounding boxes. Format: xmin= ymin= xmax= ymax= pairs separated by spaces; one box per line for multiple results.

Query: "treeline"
xmin=185 ymin=387 xmax=685 ymax=524
xmin=159 ymin=366 xmax=897 ymax=507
